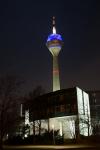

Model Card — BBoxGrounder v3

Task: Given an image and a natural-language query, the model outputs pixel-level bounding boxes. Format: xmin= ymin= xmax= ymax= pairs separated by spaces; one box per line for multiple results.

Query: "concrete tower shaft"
xmin=53 ymin=55 xmax=60 ymax=91
xmin=46 ymin=17 xmax=63 ymax=91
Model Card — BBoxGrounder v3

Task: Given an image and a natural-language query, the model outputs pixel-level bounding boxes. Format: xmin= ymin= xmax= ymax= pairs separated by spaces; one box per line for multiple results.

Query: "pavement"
xmin=3 ymin=144 xmax=100 ymax=149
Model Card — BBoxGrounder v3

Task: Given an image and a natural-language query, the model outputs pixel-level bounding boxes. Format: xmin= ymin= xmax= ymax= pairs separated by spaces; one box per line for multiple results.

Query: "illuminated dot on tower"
xmin=46 ymin=17 xmax=63 ymax=91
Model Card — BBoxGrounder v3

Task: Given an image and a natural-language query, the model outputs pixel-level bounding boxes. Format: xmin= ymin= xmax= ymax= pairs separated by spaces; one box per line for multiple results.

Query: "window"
xmin=55 ymin=106 xmax=60 ymax=112
xmin=60 ymin=105 xmax=65 ymax=112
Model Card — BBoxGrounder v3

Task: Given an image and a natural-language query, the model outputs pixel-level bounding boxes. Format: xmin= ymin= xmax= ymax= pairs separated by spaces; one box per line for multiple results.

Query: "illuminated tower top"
xmin=46 ymin=17 xmax=63 ymax=56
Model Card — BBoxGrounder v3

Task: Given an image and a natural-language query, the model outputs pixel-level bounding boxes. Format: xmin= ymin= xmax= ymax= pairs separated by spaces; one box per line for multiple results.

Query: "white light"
xmin=25 ymin=110 xmax=30 ymax=125
xmin=59 ymin=122 xmax=62 ymax=136
xmin=24 ymin=134 xmax=28 ymax=138
xmin=52 ymin=124 xmax=54 ymax=130
xmin=76 ymin=87 xmax=92 ymax=136
xmin=83 ymin=92 xmax=92 ymax=136
xmin=53 ymin=26 xmax=56 ymax=34
xmin=6 ymin=134 xmax=8 ymax=139
xmin=30 ymin=122 xmax=33 ymax=135
xmin=49 ymin=116 xmax=76 ymax=139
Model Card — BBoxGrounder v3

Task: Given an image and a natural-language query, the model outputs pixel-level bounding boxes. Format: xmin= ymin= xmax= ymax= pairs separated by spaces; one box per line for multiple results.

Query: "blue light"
xmin=47 ymin=34 xmax=63 ymax=42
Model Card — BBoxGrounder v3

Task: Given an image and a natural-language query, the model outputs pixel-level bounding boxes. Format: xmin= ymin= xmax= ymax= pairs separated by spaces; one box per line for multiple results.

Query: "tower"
xmin=46 ymin=17 xmax=63 ymax=91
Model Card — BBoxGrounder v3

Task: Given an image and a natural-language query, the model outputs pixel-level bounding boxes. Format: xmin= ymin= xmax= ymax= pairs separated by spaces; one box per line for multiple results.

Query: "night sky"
xmin=0 ymin=0 xmax=100 ymax=94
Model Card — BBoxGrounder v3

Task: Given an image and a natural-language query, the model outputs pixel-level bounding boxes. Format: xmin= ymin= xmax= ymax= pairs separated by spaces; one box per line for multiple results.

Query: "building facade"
xmin=25 ymin=87 xmax=92 ymax=139
xmin=87 ymin=91 xmax=100 ymax=135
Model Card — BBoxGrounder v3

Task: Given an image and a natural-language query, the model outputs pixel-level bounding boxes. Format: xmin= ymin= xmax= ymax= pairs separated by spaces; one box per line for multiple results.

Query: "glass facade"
xmin=76 ymin=87 xmax=92 ymax=136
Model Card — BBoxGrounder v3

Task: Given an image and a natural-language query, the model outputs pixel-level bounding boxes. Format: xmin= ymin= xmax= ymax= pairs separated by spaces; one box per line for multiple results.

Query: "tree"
xmin=24 ymin=86 xmax=44 ymax=109
xmin=23 ymin=86 xmax=45 ymax=137
xmin=0 ymin=75 xmax=22 ymax=149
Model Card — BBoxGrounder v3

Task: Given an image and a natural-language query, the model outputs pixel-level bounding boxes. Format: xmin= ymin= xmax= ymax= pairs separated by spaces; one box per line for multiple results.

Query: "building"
xmin=87 ymin=91 xmax=100 ymax=135
xmin=26 ymin=87 xmax=92 ymax=139
xmin=87 ymin=91 xmax=100 ymax=119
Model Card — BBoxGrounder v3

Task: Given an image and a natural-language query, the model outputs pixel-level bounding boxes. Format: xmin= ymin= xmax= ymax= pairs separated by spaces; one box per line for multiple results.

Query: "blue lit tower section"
xmin=46 ymin=17 xmax=63 ymax=91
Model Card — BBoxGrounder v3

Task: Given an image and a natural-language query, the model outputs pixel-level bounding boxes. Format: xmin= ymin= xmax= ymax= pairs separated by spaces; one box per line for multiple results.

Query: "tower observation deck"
xmin=46 ymin=17 xmax=63 ymax=91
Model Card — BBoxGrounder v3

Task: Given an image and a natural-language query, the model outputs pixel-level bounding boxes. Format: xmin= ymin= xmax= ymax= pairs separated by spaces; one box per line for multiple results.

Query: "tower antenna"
xmin=52 ymin=16 xmax=56 ymax=34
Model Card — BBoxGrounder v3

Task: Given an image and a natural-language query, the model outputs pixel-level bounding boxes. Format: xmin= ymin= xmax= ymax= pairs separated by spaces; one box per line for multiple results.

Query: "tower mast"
xmin=46 ymin=17 xmax=63 ymax=91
